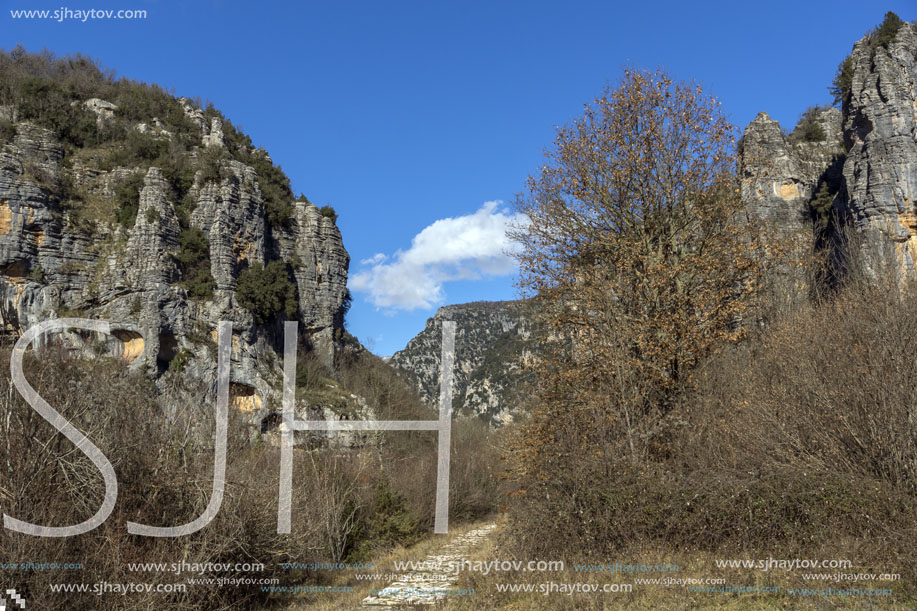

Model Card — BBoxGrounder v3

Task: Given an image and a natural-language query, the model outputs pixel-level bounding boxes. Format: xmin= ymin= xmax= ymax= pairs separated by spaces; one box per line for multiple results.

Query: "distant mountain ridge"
xmin=390 ymin=300 xmax=534 ymax=426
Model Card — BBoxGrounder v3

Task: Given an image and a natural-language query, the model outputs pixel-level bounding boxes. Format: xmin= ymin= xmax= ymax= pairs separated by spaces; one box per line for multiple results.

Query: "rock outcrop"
xmin=740 ymin=107 xmax=844 ymax=236
xmin=0 ymin=93 xmax=351 ymax=439
xmin=739 ymin=106 xmax=845 ymax=304
xmin=836 ymin=21 xmax=917 ymax=274
xmin=741 ymin=20 xmax=917 ymax=281
xmin=390 ymin=301 xmax=533 ymax=426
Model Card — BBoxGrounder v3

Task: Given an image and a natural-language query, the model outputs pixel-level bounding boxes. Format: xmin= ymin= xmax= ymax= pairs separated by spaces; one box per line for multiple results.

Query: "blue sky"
xmin=4 ymin=0 xmax=914 ymax=355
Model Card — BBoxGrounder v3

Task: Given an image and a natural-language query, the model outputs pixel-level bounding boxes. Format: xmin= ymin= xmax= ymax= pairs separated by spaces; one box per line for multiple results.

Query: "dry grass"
xmin=499 ymin=246 xmax=917 ymax=607
xmin=0 ymin=340 xmax=501 ymax=610
xmin=447 ymin=520 xmax=915 ymax=610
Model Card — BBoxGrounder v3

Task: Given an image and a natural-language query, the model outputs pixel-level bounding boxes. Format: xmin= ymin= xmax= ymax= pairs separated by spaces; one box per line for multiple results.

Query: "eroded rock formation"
xmin=836 ymin=22 xmax=917 ymax=273
xmin=0 ymin=98 xmax=351 ymax=438
xmin=390 ymin=301 xmax=533 ymax=426
xmin=741 ymin=21 xmax=917 ymax=280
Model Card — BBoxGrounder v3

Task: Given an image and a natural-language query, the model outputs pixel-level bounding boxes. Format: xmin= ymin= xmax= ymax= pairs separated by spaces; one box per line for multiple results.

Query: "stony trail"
xmin=361 ymin=523 xmax=496 ymax=607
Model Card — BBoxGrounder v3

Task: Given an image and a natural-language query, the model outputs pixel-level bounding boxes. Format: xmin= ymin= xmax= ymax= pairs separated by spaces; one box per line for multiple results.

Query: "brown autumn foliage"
xmin=0 ymin=339 xmax=499 ymax=609
xmin=501 ymin=69 xmax=917 ymax=583
xmin=507 ymin=69 xmax=769 ymax=482
xmin=500 ymin=262 xmax=917 ymax=585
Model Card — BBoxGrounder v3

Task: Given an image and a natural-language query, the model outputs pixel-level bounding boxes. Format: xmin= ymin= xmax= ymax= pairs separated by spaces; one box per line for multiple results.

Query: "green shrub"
xmin=222 ymin=117 xmax=254 ymax=158
xmin=126 ymin=129 xmax=168 ymax=161
xmin=15 ymin=77 xmax=100 ymax=148
xmin=319 ymin=205 xmax=338 ymax=223
xmin=101 ymin=129 xmax=168 ymax=170
xmin=176 ymin=227 xmax=209 ymax=265
xmin=830 ymin=12 xmax=907 ymax=108
xmin=236 ymin=260 xmax=298 ymax=323
xmin=256 ymin=160 xmax=293 ymax=228
xmin=367 ymin=480 xmax=421 ymax=544
xmin=0 ymin=119 xmax=16 ymax=144
xmin=341 ymin=288 xmax=352 ymax=320
xmin=115 ymin=82 xmax=184 ymax=125
xmin=27 ymin=265 xmax=45 ymax=283
xmin=350 ymin=480 xmax=422 ymax=559
xmin=296 ymin=351 xmax=330 ymax=389
xmin=114 ymin=171 xmax=144 ymax=228
xmin=830 ymin=55 xmax=855 ymax=108
xmin=871 ymin=10 xmax=905 ymax=49
xmin=810 ymin=181 xmax=835 ymax=229
xmin=173 ymin=195 xmax=195 ymax=229
xmin=176 ymin=227 xmax=215 ymax=299
xmin=790 ymin=106 xmax=828 ymax=143
xmin=197 ymin=145 xmax=228 ymax=184
xmin=168 ymin=348 xmax=193 ymax=373
xmin=158 ymin=145 xmax=195 ymax=209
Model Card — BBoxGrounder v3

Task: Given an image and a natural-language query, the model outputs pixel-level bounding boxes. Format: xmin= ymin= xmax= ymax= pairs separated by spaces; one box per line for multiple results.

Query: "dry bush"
xmin=337 ymin=340 xmax=430 ymax=421
xmin=336 ymin=341 xmax=501 ymax=536
xmin=673 ymin=268 xmax=917 ymax=584
xmin=690 ymin=280 xmax=917 ymax=489
xmin=340 ymin=419 xmax=501 ymax=560
xmin=504 ymin=71 xmax=783 ymax=562
xmin=688 ymin=226 xmax=917 ymax=489
xmin=449 ymin=418 xmax=502 ymax=522
xmin=302 ymin=450 xmax=367 ymax=563
xmin=0 ymin=347 xmax=328 ymax=609
xmin=0 ymin=330 xmax=504 ymax=608
xmin=505 ymin=261 xmax=917 ymax=590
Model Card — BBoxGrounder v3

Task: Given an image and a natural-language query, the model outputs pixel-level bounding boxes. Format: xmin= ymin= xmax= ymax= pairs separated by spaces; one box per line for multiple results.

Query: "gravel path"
xmin=361 ymin=523 xmax=496 ymax=607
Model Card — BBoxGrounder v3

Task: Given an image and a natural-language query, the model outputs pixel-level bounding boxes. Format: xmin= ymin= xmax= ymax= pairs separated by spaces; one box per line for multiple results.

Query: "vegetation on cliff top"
xmin=0 ymin=45 xmax=347 ymax=317
xmin=830 ymin=11 xmax=907 ymax=107
xmin=0 ymin=46 xmax=309 ymax=234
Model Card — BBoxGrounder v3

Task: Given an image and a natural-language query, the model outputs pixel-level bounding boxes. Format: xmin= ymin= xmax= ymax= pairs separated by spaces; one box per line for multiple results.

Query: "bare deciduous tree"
xmin=509 ymin=68 xmax=768 ymax=483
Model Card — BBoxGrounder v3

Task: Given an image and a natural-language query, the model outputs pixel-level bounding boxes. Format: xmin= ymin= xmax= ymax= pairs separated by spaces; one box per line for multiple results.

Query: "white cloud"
xmin=349 ymin=201 xmax=527 ymax=311
xmin=361 ymin=253 xmax=388 ymax=265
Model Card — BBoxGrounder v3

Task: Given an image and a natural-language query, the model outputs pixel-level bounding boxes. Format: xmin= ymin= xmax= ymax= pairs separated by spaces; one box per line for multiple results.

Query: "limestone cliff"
xmin=390 ymin=301 xmax=533 ymax=426
xmin=0 ymin=53 xmax=353 ymax=437
xmin=836 ymin=20 xmax=917 ymax=273
xmin=739 ymin=107 xmax=844 ymax=237
xmin=741 ymin=18 xmax=917 ymax=279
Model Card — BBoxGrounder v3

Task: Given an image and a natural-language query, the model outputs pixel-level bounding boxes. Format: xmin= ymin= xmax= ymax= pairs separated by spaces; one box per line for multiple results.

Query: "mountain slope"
xmin=0 ymin=48 xmax=351 ymax=434
xmin=390 ymin=300 xmax=534 ymax=426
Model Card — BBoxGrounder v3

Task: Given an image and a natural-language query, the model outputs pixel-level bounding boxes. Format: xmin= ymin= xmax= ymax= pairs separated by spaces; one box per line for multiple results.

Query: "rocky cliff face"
xmin=738 ymin=106 xmax=845 ymax=306
xmin=390 ymin=301 xmax=533 ymax=426
xmin=0 ymin=92 xmax=351 ymax=437
xmin=836 ymin=21 xmax=917 ymax=274
xmin=740 ymin=20 xmax=917 ymax=280
xmin=740 ymin=107 xmax=844 ymax=236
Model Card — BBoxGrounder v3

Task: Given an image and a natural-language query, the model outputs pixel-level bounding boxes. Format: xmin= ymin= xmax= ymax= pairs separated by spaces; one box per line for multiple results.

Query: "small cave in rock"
xmin=156 ymin=333 xmax=179 ymax=373
xmin=112 ymin=329 xmax=144 ymax=363
xmin=230 ymin=383 xmax=262 ymax=413
xmin=0 ymin=260 xmax=29 ymax=279
xmin=260 ymin=412 xmax=281 ymax=434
